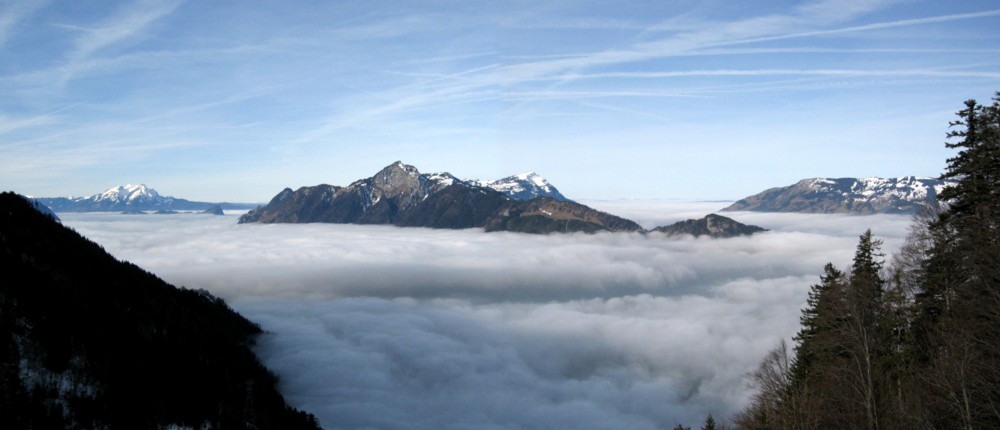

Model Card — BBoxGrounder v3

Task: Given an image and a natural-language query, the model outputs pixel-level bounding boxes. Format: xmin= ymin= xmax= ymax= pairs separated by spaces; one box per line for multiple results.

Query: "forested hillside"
xmin=0 ymin=192 xmax=320 ymax=429
xmin=737 ymin=93 xmax=1000 ymax=429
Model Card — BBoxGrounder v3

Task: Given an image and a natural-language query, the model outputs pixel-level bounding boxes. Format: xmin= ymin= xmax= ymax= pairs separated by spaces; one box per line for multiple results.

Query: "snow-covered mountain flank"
xmin=722 ymin=177 xmax=952 ymax=214
xmin=34 ymin=184 xmax=258 ymax=212
xmin=469 ymin=172 xmax=569 ymax=202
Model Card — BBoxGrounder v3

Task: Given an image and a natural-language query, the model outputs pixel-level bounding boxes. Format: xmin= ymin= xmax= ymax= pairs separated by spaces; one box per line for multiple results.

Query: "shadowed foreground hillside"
xmin=0 ymin=192 xmax=320 ymax=429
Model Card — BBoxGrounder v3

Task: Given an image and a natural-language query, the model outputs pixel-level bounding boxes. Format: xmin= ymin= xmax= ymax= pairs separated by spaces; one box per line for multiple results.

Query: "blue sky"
xmin=2 ymin=0 xmax=998 ymax=202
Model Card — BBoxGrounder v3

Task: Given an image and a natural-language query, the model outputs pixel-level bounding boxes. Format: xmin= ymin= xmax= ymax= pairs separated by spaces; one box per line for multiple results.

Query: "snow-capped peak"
xmin=95 ymin=184 xmax=160 ymax=203
xmin=511 ymin=172 xmax=551 ymax=188
xmin=468 ymin=172 xmax=569 ymax=202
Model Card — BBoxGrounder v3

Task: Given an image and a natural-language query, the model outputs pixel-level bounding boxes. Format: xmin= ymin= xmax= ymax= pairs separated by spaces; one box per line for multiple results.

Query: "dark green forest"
xmin=0 ymin=192 xmax=320 ymax=429
xmin=736 ymin=94 xmax=1000 ymax=429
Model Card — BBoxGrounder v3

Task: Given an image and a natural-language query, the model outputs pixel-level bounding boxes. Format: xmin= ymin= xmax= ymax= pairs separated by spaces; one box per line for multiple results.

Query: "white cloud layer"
xmin=59 ymin=201 xmax=914 ymax=429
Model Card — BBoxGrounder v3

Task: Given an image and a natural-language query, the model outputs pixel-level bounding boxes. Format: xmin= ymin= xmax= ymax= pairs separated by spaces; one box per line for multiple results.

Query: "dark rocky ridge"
xmin=652 ymin=214 xmax=767 ymax=238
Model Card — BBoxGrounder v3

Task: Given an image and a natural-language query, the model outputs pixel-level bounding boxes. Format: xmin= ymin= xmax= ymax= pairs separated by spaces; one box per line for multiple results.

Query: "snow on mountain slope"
xmin=469 ymin=172 xmax=570 ymax=202
xmin=92 ymin=184 xmax=165 ymax=204
xmin=34 ymin=184 xmax=258 ymax=212
xmin=723 ymin=176 xmax=953 ymax=214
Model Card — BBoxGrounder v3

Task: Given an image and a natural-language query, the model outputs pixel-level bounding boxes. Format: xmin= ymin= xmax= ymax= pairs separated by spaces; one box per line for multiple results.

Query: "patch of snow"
xmin=426 ymin=172 xmax=456 ymax=187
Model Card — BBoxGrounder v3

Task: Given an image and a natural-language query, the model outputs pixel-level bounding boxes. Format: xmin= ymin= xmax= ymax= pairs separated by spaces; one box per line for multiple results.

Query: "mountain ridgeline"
xmin=35 ymin=184 xmax=258 ymax=213
xmin=723 ymin=176 xmax=951 ymax=214
xmin=239 ymin=162 xmax=644 ymax=234
xmin=0 ymin=192 xmax=320 ymax=429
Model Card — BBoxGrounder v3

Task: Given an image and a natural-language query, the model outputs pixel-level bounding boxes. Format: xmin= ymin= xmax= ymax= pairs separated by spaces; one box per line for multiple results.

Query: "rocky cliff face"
xmin=722 ymin=177 xmax=951 ymax=214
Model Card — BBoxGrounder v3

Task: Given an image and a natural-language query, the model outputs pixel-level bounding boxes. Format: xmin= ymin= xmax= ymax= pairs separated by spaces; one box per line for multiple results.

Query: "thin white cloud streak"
xmin=0 ymin=0 xmax=47 ymax=49
xmin=296 ymin=4 xmax=999 ymax=141
xmin=553 ymin=69 xmax=1000 ymax=81
xmin=57 ymin=203 xmax=915 ymax=429
xmin=721 ymin=8 xmax=1000 ymax=48
xmin=529 ymin=7 xmax=1000 ymax=83
xmin=68 ymin=0 xmax=182 ymax=60
xmin=0 ymin=100 xmax=92 ymax=138
xmin=491 ymin=0 xmax=896 ymax=85
xmin=19 ymin=0 xmax=184 ymax=87
xmin=0 ymin=115 xmax=55 ymax=136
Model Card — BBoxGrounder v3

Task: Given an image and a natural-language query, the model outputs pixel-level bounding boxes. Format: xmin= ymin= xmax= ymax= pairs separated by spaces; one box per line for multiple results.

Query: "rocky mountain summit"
xmin=34 ymin=184 xmax=258 ymax=212
xmin=239 ymin=162 xmax=641 ymax=234
xmin=652 ymin=214 xmax=767 ymax=238
xmin=722 ymin=177 xmax=951 ymax=214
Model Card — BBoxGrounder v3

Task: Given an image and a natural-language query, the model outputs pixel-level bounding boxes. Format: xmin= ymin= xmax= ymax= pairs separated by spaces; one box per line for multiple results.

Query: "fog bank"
xmin=60 ymin=202 xmax=913 ymax=429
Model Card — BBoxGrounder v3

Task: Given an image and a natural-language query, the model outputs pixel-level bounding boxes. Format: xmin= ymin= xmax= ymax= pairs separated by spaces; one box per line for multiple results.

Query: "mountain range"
xmin=34 ymin=184 xmax=259 ymax=213
xmin=722 ymin=176 xmax=952 ymax=214
xmin=239 ymin=161 xmax=768 ymax=237
xmin=239 ymin=162 xmax=640 ymax=234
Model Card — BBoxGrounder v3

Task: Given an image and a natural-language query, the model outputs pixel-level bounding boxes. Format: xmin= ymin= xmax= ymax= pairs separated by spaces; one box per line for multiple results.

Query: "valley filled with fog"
xmin=60 ymin=201 xmax=914 ymax=429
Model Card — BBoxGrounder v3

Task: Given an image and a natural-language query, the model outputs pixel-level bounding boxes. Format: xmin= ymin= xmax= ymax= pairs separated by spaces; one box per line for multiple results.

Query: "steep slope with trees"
xmin=0 ymin=192 xmax=320 ymax=429
xmin=736 ymin=92 xmax=1000 ymax=429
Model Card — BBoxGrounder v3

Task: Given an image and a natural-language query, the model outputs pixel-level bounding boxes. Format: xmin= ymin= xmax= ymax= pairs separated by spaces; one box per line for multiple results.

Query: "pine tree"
xmin=911 ymin=93 xmax=1000 ymax=429
xmin=844 ymin=230 xmax=885 ymax=430
xmin=789 ymin=263 xmax=845 ymax=390
xmin=738 ymin=92 xmax=1000 ymax=430
xmin=701 ymin=414 xmax=718 ymax=430
xmin=938 ymin=94 xmax=1000 ymax=226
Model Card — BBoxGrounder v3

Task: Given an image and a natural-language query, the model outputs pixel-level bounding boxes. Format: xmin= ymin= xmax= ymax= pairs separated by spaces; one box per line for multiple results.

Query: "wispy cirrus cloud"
xmin=298 ymin=3 xmax=999 ymax=141
xmin=22 ymin=0 xmax=184 ymax=87
xmin=0 ymin=0 xmax=48 ymax=49
xmin=67 ymin=0 xmax=181 ymax=59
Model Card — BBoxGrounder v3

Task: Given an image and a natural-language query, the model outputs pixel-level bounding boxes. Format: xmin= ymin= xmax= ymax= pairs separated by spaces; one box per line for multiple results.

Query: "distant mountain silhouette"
xmin=35 ymin=184 xmax=258 ymax=212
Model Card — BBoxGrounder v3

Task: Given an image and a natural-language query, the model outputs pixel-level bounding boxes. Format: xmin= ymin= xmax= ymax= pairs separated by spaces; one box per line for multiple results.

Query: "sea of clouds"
xmin=59 ymin=201 xmax=915 ymax=430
